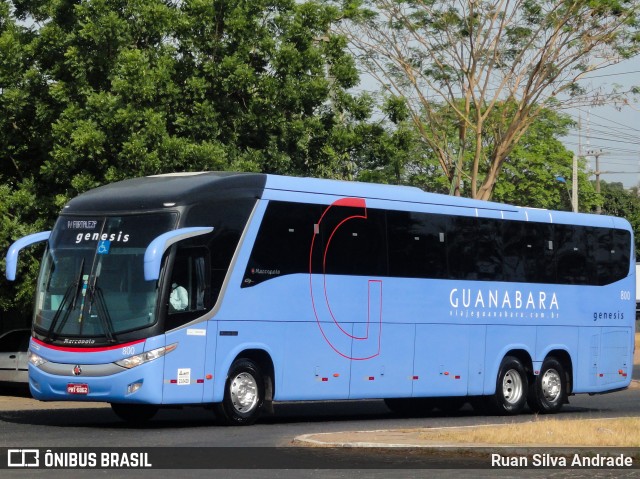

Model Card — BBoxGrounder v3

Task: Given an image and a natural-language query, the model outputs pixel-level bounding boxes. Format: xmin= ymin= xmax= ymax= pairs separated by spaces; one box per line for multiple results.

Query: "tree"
xmin=0 ymin=4 xmax=54 ymax=320
xmin=0 ymin=0 xmax=389 ymax=315
xmin=491 ymin=108 xmax=598 ymax=211
xmin=600 ymin=181 xmax=640 ymax=254
xmin=2 ymin=0 xmax=383 ymax=205
xmin=339 ymin=0 xmax=640 ymax=199
xmin=357 ymin=101 xmax=598 ymax=210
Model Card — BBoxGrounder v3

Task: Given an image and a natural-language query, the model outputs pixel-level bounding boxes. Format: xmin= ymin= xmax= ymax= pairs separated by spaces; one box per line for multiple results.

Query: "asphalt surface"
xmin=2 ymin=380 xmax=640 ymax=448
xmin=1 ymin=365 xmax=639 ymax=478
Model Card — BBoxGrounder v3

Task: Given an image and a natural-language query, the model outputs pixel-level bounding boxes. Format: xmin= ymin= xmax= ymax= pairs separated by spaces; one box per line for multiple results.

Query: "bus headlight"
xmin=28 ymin=350 xmax=47 ymax=368
xmin=115 ymin=343 xmax=178 ymax=369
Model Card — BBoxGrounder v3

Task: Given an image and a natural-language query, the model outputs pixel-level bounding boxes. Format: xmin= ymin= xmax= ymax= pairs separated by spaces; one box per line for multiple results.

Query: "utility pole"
xmin=586 ymin=149 xmax=606 ymax=214
xmin=572 ymin=154 xmax=578 ymax=213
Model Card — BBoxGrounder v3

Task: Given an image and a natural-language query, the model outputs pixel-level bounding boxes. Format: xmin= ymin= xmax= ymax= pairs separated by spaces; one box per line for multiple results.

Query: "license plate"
xmin=67 ymin=383 xmax=89 ymax=395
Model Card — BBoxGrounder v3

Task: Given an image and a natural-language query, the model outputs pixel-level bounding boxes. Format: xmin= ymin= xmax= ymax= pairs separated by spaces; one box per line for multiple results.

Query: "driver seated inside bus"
xmin=169 ymin=283 xmax=189 ymax=312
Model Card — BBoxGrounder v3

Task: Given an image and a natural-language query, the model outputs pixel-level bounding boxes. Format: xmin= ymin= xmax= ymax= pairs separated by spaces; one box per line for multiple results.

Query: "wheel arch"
xmin=485 ymin=347 xmax=534 ymax=395
xmin=214 ymin=346 xmax=275 ymax=407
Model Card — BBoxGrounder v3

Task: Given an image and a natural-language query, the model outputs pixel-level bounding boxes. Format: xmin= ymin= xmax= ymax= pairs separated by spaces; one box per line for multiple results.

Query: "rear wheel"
xmin=527 ymin=357 xmax=567 ymax=414
xmin=486 ymin=356 xmax=528 ymax=415
xmin=110 ymin=403 xmax=159 ymax=424
xmin=214 ymin=359 xmax=264 ymax=426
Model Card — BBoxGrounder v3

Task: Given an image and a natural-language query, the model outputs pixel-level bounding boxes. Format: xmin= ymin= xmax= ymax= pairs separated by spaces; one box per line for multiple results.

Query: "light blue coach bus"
xmin=6 ymin=172 xmax=635 ymax=425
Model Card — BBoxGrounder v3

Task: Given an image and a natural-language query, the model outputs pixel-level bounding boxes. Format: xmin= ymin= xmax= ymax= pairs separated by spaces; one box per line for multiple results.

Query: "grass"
xmin=418 ymin=417 xmax=640 ymax=447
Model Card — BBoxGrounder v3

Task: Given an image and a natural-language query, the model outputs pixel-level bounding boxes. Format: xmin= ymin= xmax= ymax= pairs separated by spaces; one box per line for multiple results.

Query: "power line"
xmin=570 ymin=108 xmax=640 ymax=133
xmin=580 ymin=69 xmax=640 ymax=80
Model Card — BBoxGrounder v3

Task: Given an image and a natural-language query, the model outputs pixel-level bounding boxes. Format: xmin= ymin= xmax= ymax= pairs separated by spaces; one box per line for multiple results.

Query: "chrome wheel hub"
xmin=230 ymin=372 xmax=258 ymax=413
xmin=502 ymin=369 xmax=524 ymax=405
xmin=541 ymin=368 xmax=562 ymax=402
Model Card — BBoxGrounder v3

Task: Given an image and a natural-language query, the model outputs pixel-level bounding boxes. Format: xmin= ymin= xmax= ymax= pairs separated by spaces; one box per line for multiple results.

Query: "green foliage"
xmin=0 ymin=178 xmax=48 ymax=316
xmin=492 ymin=109 xmax=598 ymax=211
xmin=344 ymin=0 xmax=640 ymax=199
xmin=358 ymin=101 xmax=599 ymax=211
xmin=0 ymin=0 xmax=388 ymax=314
xmin=1 ymin=0 xmax=638 ymax=319
xmin=600 ymin=182 xmax=640 ymax=255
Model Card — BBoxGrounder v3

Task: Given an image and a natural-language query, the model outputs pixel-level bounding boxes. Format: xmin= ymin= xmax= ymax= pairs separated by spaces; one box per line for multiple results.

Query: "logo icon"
xmin=72 ymin=365 xmax=82 ymax=376
xmin=97 ymin=240 xmax=111 ymax=255
xmin=8 ymin=449 xmax=39 ymax=467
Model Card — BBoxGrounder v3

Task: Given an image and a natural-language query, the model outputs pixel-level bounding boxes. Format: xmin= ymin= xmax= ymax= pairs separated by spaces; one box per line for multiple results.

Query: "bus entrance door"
xmin=162 ymin=326 xmax=208 ymax=403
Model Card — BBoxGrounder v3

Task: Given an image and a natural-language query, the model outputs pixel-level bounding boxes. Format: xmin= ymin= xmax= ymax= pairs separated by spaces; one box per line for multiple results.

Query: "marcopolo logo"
xmin=449 ymin=287 xmax=560 ymax=319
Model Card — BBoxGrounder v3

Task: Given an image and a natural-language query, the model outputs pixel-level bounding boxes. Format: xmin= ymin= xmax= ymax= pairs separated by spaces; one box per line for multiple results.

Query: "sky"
xmin=561 ymin=59 xmax=640 ymax=189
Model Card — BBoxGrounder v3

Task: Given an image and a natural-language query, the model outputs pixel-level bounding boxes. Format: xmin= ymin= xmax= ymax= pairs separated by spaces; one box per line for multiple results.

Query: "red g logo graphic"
xmin=309 ymin=198 xmax=382 ymax=360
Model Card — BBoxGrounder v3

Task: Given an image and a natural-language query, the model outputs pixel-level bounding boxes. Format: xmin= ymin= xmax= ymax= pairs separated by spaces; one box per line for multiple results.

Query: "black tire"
xmin=214 ymin=359 xmax=264 ymax=426
xmin=486 ymin=356 xmax=529 ymax=415
xmin=110 ymin=403 xmax=159 ymax=424
xmin=384 ymin=398 xmax=435 ymax=417
xmin=527 ymin=357 xmax=567 ymax=414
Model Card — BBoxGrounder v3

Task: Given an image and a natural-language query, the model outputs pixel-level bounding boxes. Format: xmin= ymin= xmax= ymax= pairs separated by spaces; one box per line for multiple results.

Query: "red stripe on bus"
xmin=32 ymin=337 xmax=145 ymax=353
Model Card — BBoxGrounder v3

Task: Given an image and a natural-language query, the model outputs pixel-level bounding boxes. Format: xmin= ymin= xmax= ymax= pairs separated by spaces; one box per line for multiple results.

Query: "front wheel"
xmin=487 ymin=356 xmax=528 ymax=415
xmin=110 ymin=403 xmax=159 ymax=424
xmin=527 ymin=357 xmax=567 ymax=414
xmin=214 ymin=359 xmax=264 ymax=426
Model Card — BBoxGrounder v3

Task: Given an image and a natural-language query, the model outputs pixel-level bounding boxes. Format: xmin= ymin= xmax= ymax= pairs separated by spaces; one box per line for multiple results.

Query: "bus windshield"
xmin=34 ymin=213 xmax=177 ymax=340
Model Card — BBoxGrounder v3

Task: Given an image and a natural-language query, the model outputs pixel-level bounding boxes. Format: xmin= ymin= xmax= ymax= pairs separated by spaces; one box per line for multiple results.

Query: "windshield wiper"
xmin=89 ymin=282 xmax=117 ymax=343
xmin=44 ymin=258 xmax=85 ymax=342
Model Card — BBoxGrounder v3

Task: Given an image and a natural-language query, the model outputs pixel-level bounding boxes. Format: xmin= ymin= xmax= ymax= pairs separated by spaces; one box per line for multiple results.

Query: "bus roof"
xmin=60 ymin=171 xmax=629 ymax=231
xmin=63 ymin=172 xmax=267 ymax=213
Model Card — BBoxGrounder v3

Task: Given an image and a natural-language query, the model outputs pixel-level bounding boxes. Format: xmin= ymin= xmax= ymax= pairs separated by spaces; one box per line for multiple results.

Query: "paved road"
xmin=0 ymin=382 xmax=639 ymax=478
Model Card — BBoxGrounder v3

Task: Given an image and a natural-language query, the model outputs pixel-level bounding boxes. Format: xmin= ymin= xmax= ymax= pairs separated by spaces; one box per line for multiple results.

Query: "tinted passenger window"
xmin=186 ymin=198 xmax=255 ymax=297
xmin=474 ymin=218 xmax=503 ymax=280
xmin=387 ymin=211 xmax=447 ymax=278
xmin=243 ymin=202 xmax=324 ymax=287
xmin=242 ymin=201 xmax=631 ymax=287
xmin=319 ymin=206 xmax=387 ymax=277
xmin=554 ymin=225 xmax=591 ymax=284
xmin=610 ymin=229 xmax=631 ymax=283
xmin=503 ymin=221 xmax=555 ymax=283
xmin=447 ymin=217 xmax=502 ymax=281
xmin=245 ymin=201 xmax=388 ymax=285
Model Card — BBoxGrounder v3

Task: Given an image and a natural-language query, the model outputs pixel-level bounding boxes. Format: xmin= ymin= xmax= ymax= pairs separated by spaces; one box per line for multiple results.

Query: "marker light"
xmin=28 ymin=350 xmax=47 ymax=368
xmin=127 ymin=381 xmax=143 ymax=395
xmin=115 ymin=343 xmax=178 ymax=369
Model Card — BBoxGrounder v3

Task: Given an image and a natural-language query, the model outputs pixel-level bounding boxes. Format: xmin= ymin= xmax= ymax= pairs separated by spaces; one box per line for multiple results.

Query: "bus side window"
xmin=243 ymin=201 xmax=323 ymax=287
xmin=588 ymin=227 xmax=612 ymax=286
xmin=446 ymin=216 xmax=475 ymax=280
xmin=502 ymin=222 xmax=526 ymax=282
xmin=447 ymin=216 xmax=502 ymax=281
xmin=502 ymin=221 xmax=554 ymax=284
xmin=387 ymin=211 xmax=447 ymax=279
xmin=320 ymin=207 xmax=387 ymax=278
xmin=165 ymin=247 xmax=210 ymax=330
xmin=610 ymin=229 xmax=632 ymax=283
xmin=554 ymin=225 xmax=591 ymax=285
xmin=475 ymin=218 xmax=503 ymax=281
